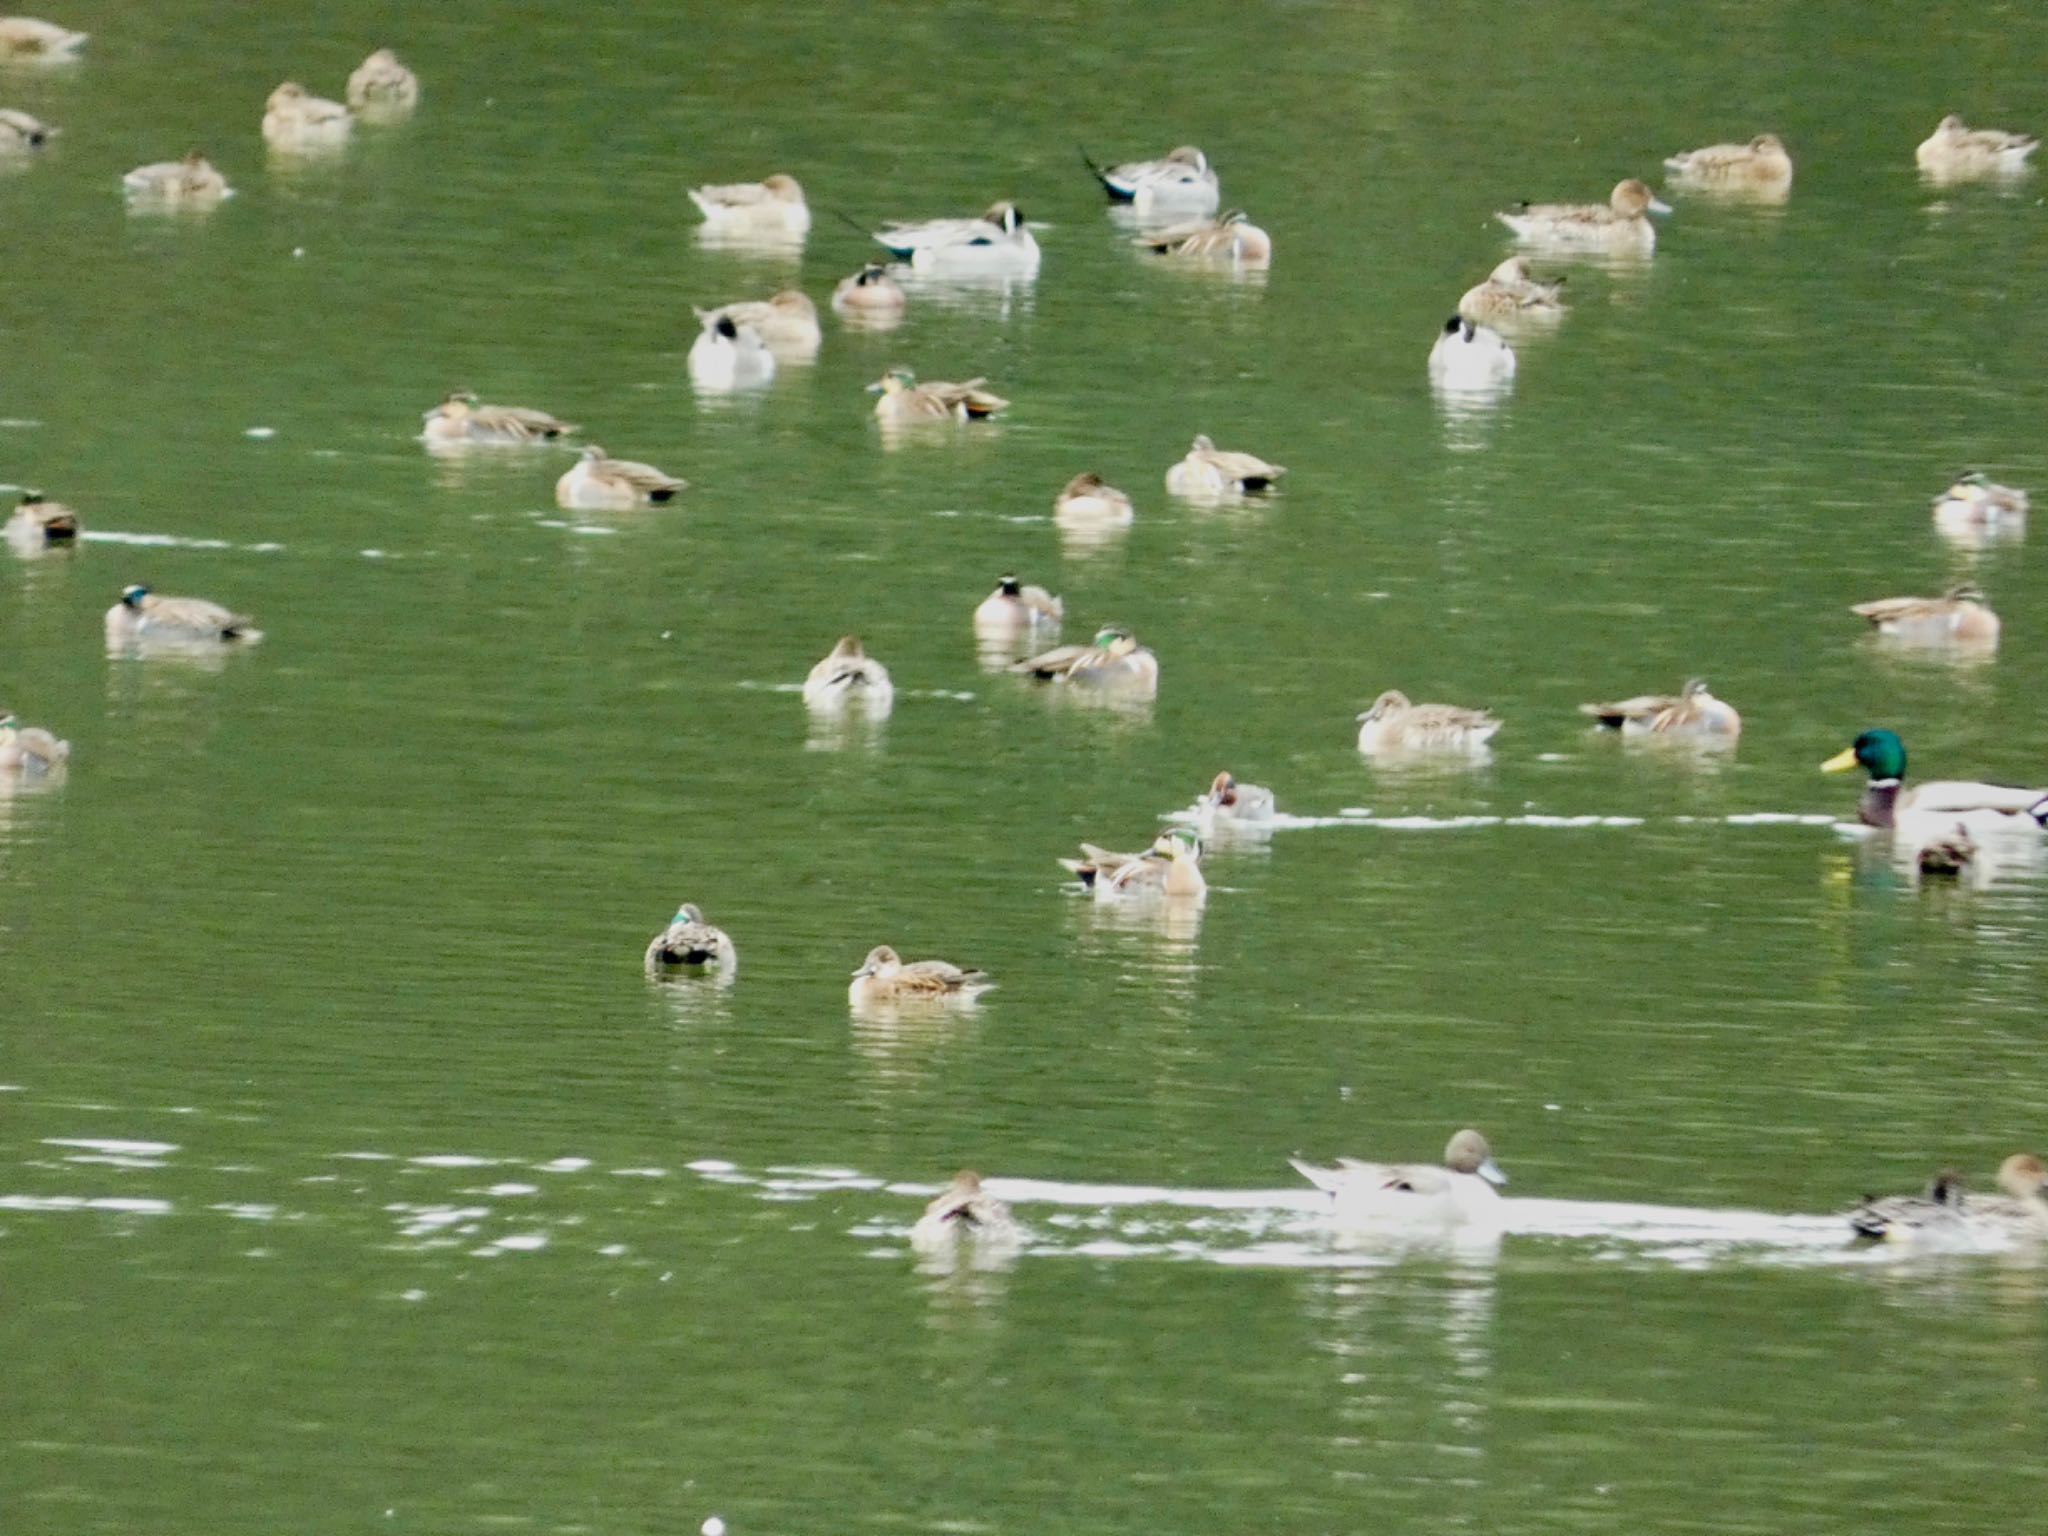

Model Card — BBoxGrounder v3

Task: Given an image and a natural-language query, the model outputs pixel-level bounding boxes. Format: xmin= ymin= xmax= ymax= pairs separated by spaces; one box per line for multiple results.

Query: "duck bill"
xmin=1647 ymin=196 xmax=1674 ymax=214
xmin=850 ymin=964 xmax=876 ymax=978
xmin=1820 ymin=748 xmax=1859 ymax=774
xmin=863 ymin=380 xmax=887 ymax=394
xmin=1478 ymin=1158 xmax=1508 ymax=1187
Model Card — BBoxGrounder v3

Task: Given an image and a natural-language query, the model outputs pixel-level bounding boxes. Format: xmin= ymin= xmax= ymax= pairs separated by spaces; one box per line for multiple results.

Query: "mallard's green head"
xmin=1822 ymin=728 xmax=1906 ymax=781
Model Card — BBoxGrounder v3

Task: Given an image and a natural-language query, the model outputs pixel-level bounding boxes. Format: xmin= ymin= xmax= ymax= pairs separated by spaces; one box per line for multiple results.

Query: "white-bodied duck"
xmin=695 ymin=289 xmax=820 ymax=358
xmin=1822 ymin=728 xmax=2048 ymax=831
xmin=346 ymin=49 xmax=418 ymax=119
xmin=262 ymin=81 xmax=352 ymax=149
xmin=873 ymin=200 xmax=1040 ymax=276
xmin=1932 ymin=472 xmax=2027 ymax=539
xmin=1085 ymin=144 xmax=1219 ymax=215
xmin=689 ymin=172 xmax=810 ymax=236
xmin=1428 ymin=316 xmax=1516 ymax=389
xmin=0 ymin=16 xmax=86 ymax=58
xmin=973 ymin=574 xmax=1062 ymax=633
xmin=1292 ymin=1128 xmax=1509 ymax=1228
xmin=0 ymin=711 xmax=68 ymax=773
xmin=687 ymin=312 xmax=777 ymax=391
xmin=1916 ymin=114 xmax=2037 ymax=180
xmin=122 ymin=151 xmax=232 ymax=207
xmin=803 ymin=635 xmax=892 ymax=712
xmin=106 ymin=584 xmax=261 ymax=645
xmin=831 ymin=264 xmax=906 ymax=320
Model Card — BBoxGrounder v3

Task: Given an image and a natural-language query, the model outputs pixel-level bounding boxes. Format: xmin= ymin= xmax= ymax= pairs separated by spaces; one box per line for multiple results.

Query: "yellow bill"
xmin=1820 ymin=748 xmax=1859 ymax=773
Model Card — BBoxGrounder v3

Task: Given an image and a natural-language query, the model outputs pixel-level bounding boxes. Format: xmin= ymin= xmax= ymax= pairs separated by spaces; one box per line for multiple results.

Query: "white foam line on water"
xmin=1271 ymin=811 xmax=1850 ymax=832
xmin=409 ymin=1154 xmax=498 ymax=1168
xmin=80 ymin=531 xmax=286 ymax=552
xmin=44 ymin=1138 xmax=178 ymax=1156
xmin=0 ymin=1195 xmax=172 ymax=1214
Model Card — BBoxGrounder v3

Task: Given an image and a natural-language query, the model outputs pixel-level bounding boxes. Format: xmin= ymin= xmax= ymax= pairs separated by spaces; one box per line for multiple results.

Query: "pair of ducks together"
xmin=417 ymin=394 xmax=683 ymax=510
xmin=642 ymin=908 xmax=991 ymax=1007
xmin=801 ymin=621 xmax=1162 ymax=711
xmin=1353 ymin=679 xmax=1742 ymax=755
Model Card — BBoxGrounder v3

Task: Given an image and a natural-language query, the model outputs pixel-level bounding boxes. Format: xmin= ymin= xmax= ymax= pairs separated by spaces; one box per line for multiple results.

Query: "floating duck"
xmin=1931 ymin=472 xmax=2027 ymax=539
xmin=1457 ymin=256 xmax=1565 ymax=326
xmin=688 ymin=172 xmax=810 ymax=236
xmin=867 ymin=369 xmax=1008 ymax=424
xmin=803 ymin=636 xmax=892 ymax=712
xmin=1851 ymin=1155 xmax=2048 ymax=1243
xmin=872 ymin=201 xmax=1039 ymax=276
xmin=1085 ymin=144 xmax=1219 ymax=215
xmin=1053 ymin=472 xmax=1135 ymax=527
xmin=687 ymin=312 xmax=777 ymax=391
xmin=1497 ymin=177 xmax=1668 ymax=254
xmin=1164 ymin=434 xmax=1285 ymax=498
xmin=262 ymin=81 xmax=352 ymax=149
xmin=973 ymin=574 xmax=1063 ymax=633
xmin=0 ymin=107 xmax=55 ymax=150
xmin=554 ymin=446 xmax=684 ymax=509
xmin=1095 ymin=829 xmax=1206 ymax=900
xmin=5 ymin=491 xmax=77 ymax=546
xmin=1580 ymin=678 xmax=1741 ymax=740
xmin=1013 ymin=627 xmax=1158 ymax=696
xmin=1199 ymin=770 xmax=1276 ymax=824
xmin=644 ymin=903 xmax=737 ymax=976
xmin=420 ymin=391 xmax=579 ymax=446
xmin=831 ymin=264 xmax=906 ymax=320
xmin=1133 ymin=208 xmax=1271 ymax=266
xmin=1428 ymin=315 xmax=1516 ymax=389
xmin=1822 ymin=729 xmax=2048 ymax=831
xmin=346 ymin=48 xmax=418 ymax=118
xmin=1850 ymin=586 xmax=2000 ymax=649
xmin=848 ymin=945 xmax=990 ymax=1006
xmin=1291 ymin=1129 xmax=1509 ymax=1228
xmin=1356 ymin=690 xmax=1500 ymax=754
xmin=910 ymin=1170 xmax=1020 ymax=1247
xmin=0 ymin=711 xmax=68 ymax=773
xmin=1916 ymin=114 xmax=2037 ymax=180
xmin=0 ymin=16 xmax=86 ymax=58
xmin=694 ymin=289 xmax=820 ymax=359
xmin=105 ymin=584 xmax=260 ymax=645
xmin=1663 ymin=133 xmax=1793 ymax=192
xmin=122 ymin=151 xmax=231 ymax=207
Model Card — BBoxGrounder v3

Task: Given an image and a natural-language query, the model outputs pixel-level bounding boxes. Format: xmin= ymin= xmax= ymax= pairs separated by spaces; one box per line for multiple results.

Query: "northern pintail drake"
xmin=1356 ymin=690 xmax=1500 ymax=754
xmin=420 ymin=391 xmax=579 ymax=445
xmin=1199 ymin=770 xmax=1276 ymax=824
xmin=1932 ymin=472 xmax=2028 ymax=536
xmin=831 ymin=264 xmax=906 ymax=318
xmin=1086 ymin=144 xmax=1220 ymax=215
xmin=1054 ymin=472 xmax=1135 ymax=525
xmin=1916 ymin=114 xmax=2037 ymax=179
xmin=803 ymin=635 xmax=892 ymax=711
xmin=1457 ymin=256 xmax=1565 ymax=326
xmin=106 ymin=584 xmax=261 ymax=645
xmin=0 ymin=16 xmax=85 ymax=57
xmin=1497 ymin=178 xmax=1668 ymax=254
xmin=974 ymin=574 xmax=1063 ymax=632
xmin=848 ymin=945 xmax=990 ymax=1005
xmin=1822 ymin=729 xmax=2048 ymax=831
xmin=1134 ymin=209 xmax=1271 ymax=266
xmin=872 ymin=201 xmax=1040 ymax=276
xmin=1428 ymin=316 xmax=1516 ymax=389
xmin=1663 ymin=133 xmax=1793 ymax=191
xmin=1095 ymin=829 xmax=1206 ymax=900
xmin=644 ymin=903 xmax=737 ymax=976
xmin=346 ymin=49 xmax=418 ymax=118
xmin=1580 ymin=678 xmax=1741 ymax=740
xmin=1850 ymin=586 xmax=2000 ymax=649
xmin=867 ymin=369 xmax=1008 ymax=424
xmin=695 ymin=289 xmax=821 ymax=358
xmin=1164 ymin=434 xmax=1285 ymax=497
xmin=555 ymin=446 xmax=685 ymax=509
xmin=1291 ymin=1129 xmax=1509 ymax=1228
xmin=688 ymin=173 xmax=810 ymax=236
xmin=5 ymin=492 xmax=78 ymax=545
xmin=1850 ymin=1155 xmax=2048 ymax=1244
xmin=1012 ymin=627 xmax=1158 ymax=696
xmin=0 ymin=712 xmax=68 ymax=773
xmin=262 ymin=82 xmax=353 ymax=148
xmin=687 ymin=312 xmax=777 ymax=391
xmin=122 ymin=151 xmax=232 ymax=206
xmin=911 ymin=1170 xmax=1020 ymax=1246
xmin=0 ymin=107 xmax=55 ymax=150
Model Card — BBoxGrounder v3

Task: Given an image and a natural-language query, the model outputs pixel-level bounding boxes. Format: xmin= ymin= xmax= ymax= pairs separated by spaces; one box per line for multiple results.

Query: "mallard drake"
xmin=345 ymin=49 xmax=418 ymax=117
xmin=1916 ymin=114 xmax=2037 ymax=179
xmin=694 ymin=289 xmax=820 ymax=357
xmin=1428 ymin=315 xmax=1516 ymax=389
xmin=973 ymin=574 xmax=1062 ymax=632
xmin=1085 ymin=144 xmax=1220 ymax=215
xmin=910 ymin=1170 xmax=1019 ymax=1245
xmin=0 ymin=712 xmax=68 ymax=772
xmin=1097 ymin=829 xmax=1206 ymax=900
xmin=5 ymin=491 xmax=77 ymax=545
xmin=1012 ymin=627 xmax=1158 ymax=696
xmin=0 ymin=16 xmax=86 ymax=57
xmin=1457 ymin=256 xmax=1565 ymax=325
xmin=1053 ymin=472 xmax=1135 ymax=525
xmin=644 ymin=902 xmax=737 ymax=975
xmin=1663 ymin=133 xmax=1793 ymax=190
xmin=1496 ymin=178 xmax=1668 ymax=254
xmin=1580 ymin=678 xmax=1741 ymax=739
xmin=122 ymin=151 xmax=231 ymax=206
xmin=831 ymin=264 xmax=906 ymax=317
xmin=1822 ymin=729 xmax=2048 ymax=831
xmin=1851 ymin=1156 xmax=2048 ymax=1243
xmin=1356 ymin=690 xmax=1500 ymax=754
xmin=1133 ymin=208 xmax=1271 ymax=266
xmin=872 ymin=201 xmax=1040 ymax=276
xmin=803 ymin=635 xmax=892 ymax=711
xmin=420 ymin=391 xmax=578 ymax=445
xmin=1291 ymin=1128 xmax=1508 ymax=1228
xmin=262 ymin=81 xmax=353 ymax=148
xmin=1932 ymin=472 xmax=2028 ymax=537
xmin=105 ymin=584 xmax=260 ymax=645
xmin=1200 ymin=770 xmax=1276 ymax=823
xmin=848 ymin=945 xmax=990 ymax=1005
xmin=867 ymin=369 xmax=1008 ymax=424
xmin=686 ymin=312 xmax=777 ymax=391
xmin=1164 ymin=434 xmax=1285 ymax=497
xmin=688 ymin=172 xmax=810 ymax=236
xmin=0 ymin=107 xmax=55 ymax=150
xmin=1850 ymin=586 xmax=2000 ymax=649
xmin=555 ymin=446 xmax=685 ymax=509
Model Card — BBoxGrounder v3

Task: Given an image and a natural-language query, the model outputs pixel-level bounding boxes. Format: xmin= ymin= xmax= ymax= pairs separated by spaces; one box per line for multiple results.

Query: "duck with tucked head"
xmin=1580 ymin=677 xmax=1741 ymax=740
xmin=1497 ymin=177 xmax=1669 ymax=254
xmin=1013 ymin=626 xmax=1158 ymax=697
xmin=831 ymin=264 xmax=906 ymax=322
xmin=848 ymin=945 xmax=990 ymax=1006
xmin=1053 ymin=471 xmax=1135 ymax=527
xmin=555 ymin=446 xmax=685 ymax=509
xmin=1097 ymin=829 xmax=1206 ymax=900
xmin=1850 ymin=585 xmax=2000 ymax=650
xmin=1164 ymin=434 xmax=1285 ymax=498
xmin=1931 ymin=472 xmax=2028 ymax=540
xmin=105 ymin=584 xmax=260 ymax=646
xmin=1663 ymin=133 xmax=1793 ymax=193
xmin=5 ymin=491 xmax=77 ymax=548
xmin=1822 ymin=728 xmax=2048 ymax=831
xmin=1085 ymin=143 xmax=1220 ymax=215
xmin=695 ymin=289 xmax=820 ymax=359
xmin=1457 ymin=256 xmax=1566 ymax=326
xmin=346 ymin=49 xmax=419 ymax=119
xmin=803 ymin=635 xmax=893 ymax=712
xmin=262 ymin=81 xmax=353 ymax=149
xmin=644 ymin=903 xmax=737 ymax=976
xmin=0 ymin=16 xmax=87 ymax=57
xmin=1291 ymin=1128 xmax=1509 ymax=1228
xmin=1851 ymin=1155 xmax=2048 ymax=1244
xmin=1428 ymin=316 xmax=1516 ymax=389
xmin=421 ymin=390 xmax=579 ymax=446
xmin=873 ymin=200 xmax=1040 ymax=276
xmin=973 ymin=574 xmax=1062 ymax=634
xmin=689 ymin=172 xmax=810 ymax=236
xmin=1916 ymin=114 xmax=2037 ymax=180
xmin=1134 ymin=208 xmax=1272 ymax=266
xmin=910 ymin=1169 xmax=1021 ymax=1254
xmin=122 ymin=150 xmax=231 ymax=207
xmin=0 ymin=711 xmax=68 ymax=773
xmin=867 ymin=368 xmax=1008 ymax=425
xmin=1356 ymin=690 xmax=1500 ymax=755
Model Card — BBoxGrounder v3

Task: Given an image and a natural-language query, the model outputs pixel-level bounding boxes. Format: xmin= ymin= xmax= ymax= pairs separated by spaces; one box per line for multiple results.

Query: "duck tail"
xmin=2028 ymin=794 xmax=2048 ymax=828
xmin=1848 ymin=1200 xmax=1892 ymax=1241
xmin=1288 ymin=1156 xmax=1342 ymax=1194
xmin=1078 ymin=145 xmax=1124 ymax=197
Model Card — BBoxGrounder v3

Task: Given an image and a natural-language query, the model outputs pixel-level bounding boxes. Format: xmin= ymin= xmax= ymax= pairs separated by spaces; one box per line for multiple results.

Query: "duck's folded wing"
xmin=875 ymin=216 xmax=986 ymax=251
xmin=1011 ymin=643 xmax=1090 ymax=677
xmin=1907 ymin=780 xmax=2048 ymax=818
xmin=1850 ymin=597 xmax=1937 ymax=622
xmin=1579 ymin=694 xmax=1673 ymax=724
